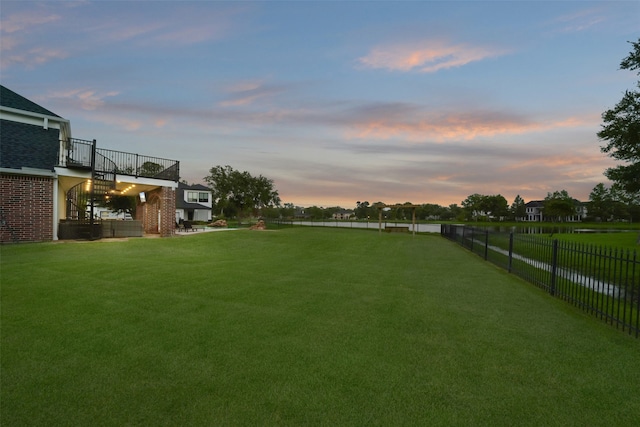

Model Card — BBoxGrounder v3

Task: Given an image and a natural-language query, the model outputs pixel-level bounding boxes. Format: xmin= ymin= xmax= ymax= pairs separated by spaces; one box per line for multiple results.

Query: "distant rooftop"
xmin=178 ymin=182 xmax=210 ymax=191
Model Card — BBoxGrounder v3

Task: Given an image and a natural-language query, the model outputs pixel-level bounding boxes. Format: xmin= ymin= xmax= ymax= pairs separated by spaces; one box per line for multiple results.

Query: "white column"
xmin=52 ymin=175 xmax=59 ymax=240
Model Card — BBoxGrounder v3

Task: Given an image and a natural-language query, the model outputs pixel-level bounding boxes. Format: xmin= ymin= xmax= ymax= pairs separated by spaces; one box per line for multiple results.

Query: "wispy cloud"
xmin=153 ymin=24 xmax=229 ymax=45
xmin=341 ymin=103 xmax=595 ymax=142
xmin=89 ymin=18 xmax=229 ymax=47
xmin=0 ymin=2 xmax=245 ymax=72
xmin=0 ymin=9 xmax=66 ymax=69
xmin=1 ymin=47 xmax=69 ymax=69
xmin=88 ymin=3 xmax=247 ymax=47
xmin=551 ymin=8 xmax=605 ymax=33
xmin=219 ymin=81 xmax=287 ymax=107
xmin=0 ymin=10 xmax=60 ymax=33
xmin=89 ymin=21 xmax=167 ymax=44
xmin=358 ymin=40 xmax=507 ymax=73
xmin=47 ymin=89 xmax=120 ymax=111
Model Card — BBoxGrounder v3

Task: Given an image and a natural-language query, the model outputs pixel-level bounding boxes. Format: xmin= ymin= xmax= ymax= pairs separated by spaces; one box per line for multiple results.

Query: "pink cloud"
xmin=358 ymin=40 xmax=507 ymax=73
xmin=1 ymin=47 xmax=69 ymax=69
xmin=219 ymin=82 xmax=287 ymax=107
xmin=47 ymin=88 xmax=120 ymax=111
xmin=551 ymin=8 xmax=605 ymax=33
xmin=346 ymin=110 xmax=598 ymax=142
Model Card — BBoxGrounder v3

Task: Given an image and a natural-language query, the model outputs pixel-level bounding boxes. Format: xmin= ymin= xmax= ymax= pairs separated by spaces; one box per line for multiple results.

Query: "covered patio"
xmin=55 ymin=138 xmax=179 ymax=240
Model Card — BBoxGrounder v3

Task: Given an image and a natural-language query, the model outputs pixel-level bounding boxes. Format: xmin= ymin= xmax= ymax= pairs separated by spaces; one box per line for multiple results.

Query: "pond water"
xmin=280 ymin=220 xmax=441 ymax=233
xmin=277 ymin=220 xmax=636 ymax=235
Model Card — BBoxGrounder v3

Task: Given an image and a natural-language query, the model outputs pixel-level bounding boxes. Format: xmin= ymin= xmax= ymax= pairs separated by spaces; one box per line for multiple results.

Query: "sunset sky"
xmin=2 ymin=1 xmax=638 ymax=208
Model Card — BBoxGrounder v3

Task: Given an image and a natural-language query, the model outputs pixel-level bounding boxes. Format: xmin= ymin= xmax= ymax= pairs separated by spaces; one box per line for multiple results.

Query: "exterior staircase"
xmin=64 ymin=141 xmax=117 ymax=240
xmin=60 ymin=137 xmax=179 ymax=240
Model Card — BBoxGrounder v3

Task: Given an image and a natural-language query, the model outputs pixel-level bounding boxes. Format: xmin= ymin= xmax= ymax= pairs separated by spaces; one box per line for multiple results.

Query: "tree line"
xmin=192 ymin=179 xmax=638 ymax=222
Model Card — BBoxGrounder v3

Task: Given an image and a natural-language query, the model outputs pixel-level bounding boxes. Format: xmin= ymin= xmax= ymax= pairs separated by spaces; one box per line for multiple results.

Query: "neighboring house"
xmin=0 ymin=85 xmax=180 ymax=242
xmin=175 ymin=183 xmax=212 ymax=222
xmin=332 ymin=209 xmax=354 ymax=220
xmin=524 ymin=201 xmax=545 ymax=222
xmin=293 ymin=208 xmax=311 ymax=220
xmin=574 ymin=202 xmax=588 ymax=222
xmin=469 ymin=210 xmax=490 ymax=221
xmin=524 ymin=200 xmax=588 ymax=222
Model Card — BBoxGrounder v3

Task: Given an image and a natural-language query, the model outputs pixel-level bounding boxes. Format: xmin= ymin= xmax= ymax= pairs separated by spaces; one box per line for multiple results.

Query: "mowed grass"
xmin=2 ymin=228 xmax=639 ymax=426
xmin=545 ymin=231 xmax=640 ymax=251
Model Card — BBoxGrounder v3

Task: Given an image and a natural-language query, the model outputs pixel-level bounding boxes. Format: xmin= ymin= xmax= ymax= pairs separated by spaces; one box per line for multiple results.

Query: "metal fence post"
xmin=484 ymin=229 xmax=489 ymax=260
xmin=550 ymin=239 xmax=558 ymax=296
xmin=508 ymin=232 xmax=514 ymax=273
xmin=89 ymin=139 xmax=97 ymax=238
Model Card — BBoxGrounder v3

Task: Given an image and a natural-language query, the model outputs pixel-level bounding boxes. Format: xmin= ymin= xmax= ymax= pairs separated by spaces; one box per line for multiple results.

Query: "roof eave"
xmin=0 ymin=105 xmax=71 ymax=140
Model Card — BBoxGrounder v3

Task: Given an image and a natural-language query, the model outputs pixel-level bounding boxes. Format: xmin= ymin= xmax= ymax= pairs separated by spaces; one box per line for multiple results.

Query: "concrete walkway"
xmin=487 ymin=243 xmax=621 ymax=297
xmin=174 ymin=227 xmax=241 ymax=236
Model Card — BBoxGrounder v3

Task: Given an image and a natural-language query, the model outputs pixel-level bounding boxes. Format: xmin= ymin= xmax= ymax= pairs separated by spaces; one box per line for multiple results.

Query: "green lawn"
xmin=544 ymin=231 xmax=640 ymax=251
xmin=2 ymin=228 xmax=639 ymax=426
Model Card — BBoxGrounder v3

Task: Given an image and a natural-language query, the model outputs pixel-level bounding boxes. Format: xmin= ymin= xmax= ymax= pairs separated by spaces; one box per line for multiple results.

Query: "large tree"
xmin=610 ymin=183 xmax=640 ymax=222
xmin=461 ymin=193 xmax=485 ymax=220
xmin=543 ymin=190 xmax=576 ymax=222
xmin=588 ymin=183 xmax=613 ymax=221
xmin=138 ymin=161 xmax=164 ymax=178
xmin=598 ymin=39 xmax=640 ymax=196
xmin=204 ymin=165 xmax=280 ymax=218
xmin=447 ymin=204 xmax=463 ymax=221
xmin=461 ymin=193 xmax=508 ymax=221
xmin=355 ymin=201 xmax=371 ymax=220
xmin=483 ymin=194 xmax=509 ymax=220
xmin=510 ymin=195 xmax=526 ymax=221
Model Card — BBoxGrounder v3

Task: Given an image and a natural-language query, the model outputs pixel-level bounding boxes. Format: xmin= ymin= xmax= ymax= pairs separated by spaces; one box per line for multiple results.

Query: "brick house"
xmin=1 ymin=85 xmax=179 ymax=242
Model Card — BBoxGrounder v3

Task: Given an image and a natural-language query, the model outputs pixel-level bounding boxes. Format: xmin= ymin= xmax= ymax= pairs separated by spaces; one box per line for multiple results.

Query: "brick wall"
xmin=159 ymin=186 xmax=176 ymax=237
xmin=137 ymin=186 xmax=176 ymax=237
xmin=0 ymin=173 xmax=54 ymax=243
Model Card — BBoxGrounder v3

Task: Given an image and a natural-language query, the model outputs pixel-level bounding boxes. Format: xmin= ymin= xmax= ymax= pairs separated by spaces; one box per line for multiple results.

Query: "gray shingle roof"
xmin=0 ymin=86 xmax=66 ymax=171
xmin=176 ymin=182 xmax=212 ymax=210
xmin=176 ymin=200 xmax=211 ymax=210
xmin=0 ymin=85 xmax=61 ymax=117
xmin=178 ymin=182 xmax=209 ymax=191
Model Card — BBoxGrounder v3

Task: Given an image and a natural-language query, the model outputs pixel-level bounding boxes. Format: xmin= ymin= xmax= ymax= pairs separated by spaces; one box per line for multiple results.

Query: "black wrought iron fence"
xmin=441 ymin=224 xmax=640 ymax=338
xmin=64 ymin=138 xmax=94 ymax=168
xmin=97 ymin=148 xmax=179 ymax=180
xmin=62 ymin=138 xmax=179 ymax=181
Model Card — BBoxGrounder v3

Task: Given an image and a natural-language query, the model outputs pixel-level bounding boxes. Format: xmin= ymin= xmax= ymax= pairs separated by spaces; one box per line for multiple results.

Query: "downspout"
xmin=89 ymin=139 xmax=97 ymax=239
xmin=52 ymin=173 xmax=59 ymax=240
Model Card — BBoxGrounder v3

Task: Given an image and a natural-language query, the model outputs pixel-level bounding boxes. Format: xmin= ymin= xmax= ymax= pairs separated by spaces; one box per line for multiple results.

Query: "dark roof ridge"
xmin=178 ymin=182 xmax=209 ymax=190
xmin=0 ymin=85 xmax=62 ymax=118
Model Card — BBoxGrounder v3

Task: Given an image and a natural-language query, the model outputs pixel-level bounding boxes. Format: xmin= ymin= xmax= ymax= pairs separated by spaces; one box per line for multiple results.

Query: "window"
xmin=187 ymin=191 xmax=209 ymax=203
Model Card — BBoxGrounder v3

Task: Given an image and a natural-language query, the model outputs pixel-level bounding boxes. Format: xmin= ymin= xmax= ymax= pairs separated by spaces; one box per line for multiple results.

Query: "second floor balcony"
xmin=59 ymin=138 xmax=179 ymax=182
